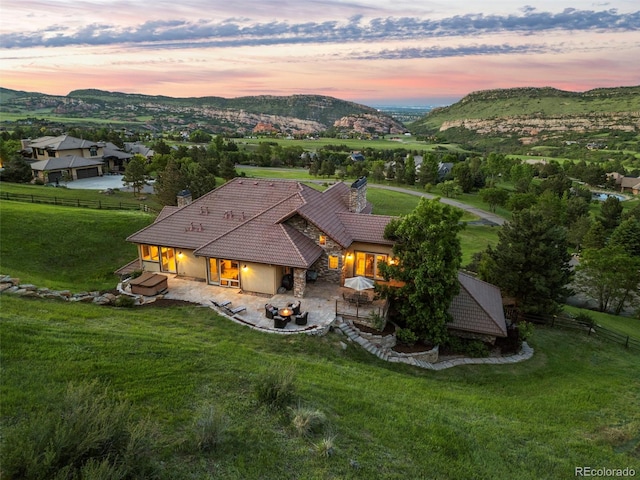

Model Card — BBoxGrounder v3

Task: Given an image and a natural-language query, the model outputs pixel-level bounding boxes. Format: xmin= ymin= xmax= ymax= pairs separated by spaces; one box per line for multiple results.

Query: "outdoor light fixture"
xmin=177 ymin=251 xmax=183 ymax=258
xmin=242 ymin=264 xmax=248 ymax=270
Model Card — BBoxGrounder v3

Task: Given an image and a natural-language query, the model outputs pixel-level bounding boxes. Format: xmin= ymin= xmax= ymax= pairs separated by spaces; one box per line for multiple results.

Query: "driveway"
xmin=63 ymin=174 xmax=155 ymax=193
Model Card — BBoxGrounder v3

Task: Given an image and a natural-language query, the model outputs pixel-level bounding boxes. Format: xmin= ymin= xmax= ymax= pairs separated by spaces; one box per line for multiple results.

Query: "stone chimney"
xmin=177 ymin=190 xmax=192 ymax=207
xmin=349 ymin=176 xmax=367 ymax=213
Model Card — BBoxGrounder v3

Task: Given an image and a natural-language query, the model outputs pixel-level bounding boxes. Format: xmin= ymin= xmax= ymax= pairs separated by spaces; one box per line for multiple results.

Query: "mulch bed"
xmin=352 ymin=321 xmax=395 ymax=336
xmin=392 ymin=342 xmax=436 ymax=354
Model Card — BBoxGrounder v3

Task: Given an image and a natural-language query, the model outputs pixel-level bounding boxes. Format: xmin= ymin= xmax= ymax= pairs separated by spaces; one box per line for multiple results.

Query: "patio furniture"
xmin=229 ymin=306 xmax=246 ymax=314
xmin=273 ymin=316 xmax=288 ymax=329
xmin=278 ymin=307 xmax=294 ymax=321
xmin=295 ymin=311 xmax=308 ymax=326
xmin=306 ymin=270 xmax=318 ymax=282
xmin=291 ymin=301 xmax=301 ymax=315
xmin=265 ymin=304 xmax=278 ymax=319
xmin=212 ymin=299 xmax=231 ymax=308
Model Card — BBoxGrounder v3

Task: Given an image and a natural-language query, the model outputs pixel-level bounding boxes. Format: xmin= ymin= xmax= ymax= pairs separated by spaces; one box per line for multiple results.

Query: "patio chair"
xmin=230 ymin=306 xmax=246 ymax=314
xmin=265 ymin=304 xmax=277 ymax=319
xmin=295 ymin=311 xmax=308 ymax=326
xmin=273 ymin=316 xmax=288 ymax=329
xmin=291 ymin=301 xmax=301 ymax=316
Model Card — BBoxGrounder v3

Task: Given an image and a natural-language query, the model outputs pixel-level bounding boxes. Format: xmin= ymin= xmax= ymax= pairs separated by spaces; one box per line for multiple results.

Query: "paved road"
xmin=367 ymin=184 xmax=506 ymax=226
xmin=65 ymin=169 xmax=507 ymax=226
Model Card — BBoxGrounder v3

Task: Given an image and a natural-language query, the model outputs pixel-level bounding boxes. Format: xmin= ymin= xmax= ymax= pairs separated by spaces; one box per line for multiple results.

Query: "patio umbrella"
xmin=344 ymin=276 xmax=375 ymax=291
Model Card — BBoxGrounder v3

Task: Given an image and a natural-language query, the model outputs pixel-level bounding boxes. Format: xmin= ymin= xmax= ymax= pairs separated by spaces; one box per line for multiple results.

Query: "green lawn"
xmin=2 ymin=295 xmax=639 ymax=479
xmin=563 ymin=305 xmax=640 ymax=339
xmin=0 ymin=201 xmax=153 ymax=291
xmin=459 ymin=225 xmax=500 ymax=266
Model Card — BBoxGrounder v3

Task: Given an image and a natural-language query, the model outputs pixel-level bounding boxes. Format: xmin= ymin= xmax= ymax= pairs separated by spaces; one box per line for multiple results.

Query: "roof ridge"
xmin=280 ymin=224 xmax=308 ymax=266
xmin=195 ymin=190 xmax=301 ymax=251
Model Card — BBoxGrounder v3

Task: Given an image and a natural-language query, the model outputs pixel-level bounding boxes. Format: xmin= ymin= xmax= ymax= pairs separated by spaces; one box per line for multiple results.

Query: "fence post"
xmin=99 ymin=200 xmax=102 ymax=209
xmin=54 ymin=197 xmax=57 ymax=205
xmin=551 ymin=315 xmax=555 ymax=327
xmin=77 ymin=199 xmax=80 ymax=207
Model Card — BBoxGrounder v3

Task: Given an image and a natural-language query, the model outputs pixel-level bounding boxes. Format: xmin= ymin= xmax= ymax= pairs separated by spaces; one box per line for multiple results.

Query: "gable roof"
xmin=30 ymin=155 xmax=104 ymax=171
xmin=448 ymin=272 xmax=508 ymax=337
xmin=127 ymin=178 xmax=390 ymax=268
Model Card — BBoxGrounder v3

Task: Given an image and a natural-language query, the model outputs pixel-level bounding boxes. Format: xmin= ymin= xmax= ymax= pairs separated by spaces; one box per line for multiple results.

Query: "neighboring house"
xmin=103 ymin=142 xmax=133 ymax=173
xmin=620 ymin=176 xmax=640 ymax=195
xmin=448 ymin=272 xmax=508 ymax=343
xmin=437 ymin=162 xmax=454 ymax=180
xmin=124 ymin=141 xmax=155 ymax=160
xmin=22 ymin=135 xmax=106 ymax=162
xmin=607 ymin=172 xmax=640 ymax=195
xmin=350 ymin=152 xmax=365 ymax=162
xmin=126 ymin=177 xmax=395 ymax=298
xmin=30 ymin=156 xmax=105 ymax=183
xmin=22 ymin=135 xmax=106 ymax=183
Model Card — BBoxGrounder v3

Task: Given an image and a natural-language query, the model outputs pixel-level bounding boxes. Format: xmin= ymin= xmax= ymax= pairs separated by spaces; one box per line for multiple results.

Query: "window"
xmin=89 ymin=146 xmax=98 ymax=156
xmin=141 ymin=244 xmax=159 ymax=261
xmin=328 ymin=255 xmax=339 ymax=269
xmin=160 ymin=247 xmax=176 ymax=273
xmin=355 ymin=252 xmax=388 ymax=279
xmin=319 ymin=235 xmax=327 ymax=246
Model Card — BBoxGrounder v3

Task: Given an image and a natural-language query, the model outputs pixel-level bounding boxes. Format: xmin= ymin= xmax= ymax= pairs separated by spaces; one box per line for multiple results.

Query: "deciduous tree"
xmin=378 ymin=198 xmax=464 ymax=345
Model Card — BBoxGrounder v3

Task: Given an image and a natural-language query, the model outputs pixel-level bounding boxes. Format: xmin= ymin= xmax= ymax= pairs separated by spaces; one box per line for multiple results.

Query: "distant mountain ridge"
xmin=410 ymin=86 xmax=640 ymax=143
xmin=0 ymin=87 xmax=405 ymax=136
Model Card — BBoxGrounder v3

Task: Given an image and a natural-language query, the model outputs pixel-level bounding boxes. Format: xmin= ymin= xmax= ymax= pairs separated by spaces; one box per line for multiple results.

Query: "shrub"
xmin=463 ymin=340 xmax=490 ymax=358
xmin=114 ymin=295 xmax=136 ymax=308
xmin=517 ymin=321 xmax=535 ymax=341
xmin=0 ymin=381 xmax=157 ymax=480
xmin=396 ymin=327 xmax=418 ymax=346
xmin=573 ymin=313 xmax=594 ymax=327
xmin=367 ymin=311 xmax=386 ymax=331
xmin=255 ymin=366 xmax=296 ymax=411
xmin=192 ymin=403 xmax=230 ymax=451
xmin=290 ymin=404 xmax=327 ymax=437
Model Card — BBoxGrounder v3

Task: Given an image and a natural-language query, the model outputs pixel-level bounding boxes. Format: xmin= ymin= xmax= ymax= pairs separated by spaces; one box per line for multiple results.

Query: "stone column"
xmin=293 ymin=268 xmax=307 ymax=298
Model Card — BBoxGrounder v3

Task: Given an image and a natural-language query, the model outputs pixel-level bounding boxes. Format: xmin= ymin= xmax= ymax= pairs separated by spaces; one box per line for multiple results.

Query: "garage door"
xmin=47 ymin=171 xmax=63 ymax=183
xmin=76 ymin=167 xmax=99 ymax=179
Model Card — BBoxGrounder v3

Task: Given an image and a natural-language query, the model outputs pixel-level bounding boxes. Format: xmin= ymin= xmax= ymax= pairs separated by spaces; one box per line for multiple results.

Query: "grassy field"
xmin=2 ymin=178 xmax=639 ymax=478
xmin=564 ymin=305 xmax=640 ymax=339
xmin=2 ymin=294 xmax=639 ymax=479
xmin=0 ymin=201 xmax=152 ymax=291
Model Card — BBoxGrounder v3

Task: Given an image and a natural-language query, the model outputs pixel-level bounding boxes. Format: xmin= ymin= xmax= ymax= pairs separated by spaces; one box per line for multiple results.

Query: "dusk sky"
xmin=1 ymin=1 xmax=639 ymax=106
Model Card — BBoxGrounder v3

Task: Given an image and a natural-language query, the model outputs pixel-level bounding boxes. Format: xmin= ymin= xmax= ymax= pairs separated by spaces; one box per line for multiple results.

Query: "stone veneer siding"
xmin=293 ymin=268 xmax=306 ymax=298
xmin=286 ymin=215 xmax=344 ymax=284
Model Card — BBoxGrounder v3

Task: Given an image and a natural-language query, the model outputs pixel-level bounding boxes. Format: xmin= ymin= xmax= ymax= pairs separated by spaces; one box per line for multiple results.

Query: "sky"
xmin=1 ymin=1 xmax=639 ymax=106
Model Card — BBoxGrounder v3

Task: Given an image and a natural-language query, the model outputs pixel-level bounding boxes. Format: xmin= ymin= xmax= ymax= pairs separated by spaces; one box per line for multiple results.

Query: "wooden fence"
xmin=510 ymin=310 xmax=640 ymax=353
xmin=0 ymin=192 xmax=156 ymax=213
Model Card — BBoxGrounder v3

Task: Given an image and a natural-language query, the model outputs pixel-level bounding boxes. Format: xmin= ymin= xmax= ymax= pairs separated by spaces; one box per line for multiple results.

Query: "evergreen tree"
xmin=154 ymin=158 xmax=187 ymax=206
xmin=480 ymin=209 xmax=573 ymax=315
xmin=598 ymin=196 xmax=623 ymax=232
xmin=122 ymin=155 xmax=148 ymax=196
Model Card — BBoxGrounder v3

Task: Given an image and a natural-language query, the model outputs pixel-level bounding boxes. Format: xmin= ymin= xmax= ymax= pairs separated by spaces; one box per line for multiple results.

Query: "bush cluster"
xmin=255 ymin=366 xmax=297 ymax=411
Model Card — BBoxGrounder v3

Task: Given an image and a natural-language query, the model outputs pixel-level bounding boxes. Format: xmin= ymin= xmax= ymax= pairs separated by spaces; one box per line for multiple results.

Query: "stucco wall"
xmin=241 ymin=262 xmax=277 ymax=295
xmin=175 ymin=250 xmax=207 ymax=279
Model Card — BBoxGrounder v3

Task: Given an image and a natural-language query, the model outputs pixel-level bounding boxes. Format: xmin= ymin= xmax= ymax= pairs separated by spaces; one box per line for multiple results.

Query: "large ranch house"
xmin=126 ymin=177 xmax=395 ymax=297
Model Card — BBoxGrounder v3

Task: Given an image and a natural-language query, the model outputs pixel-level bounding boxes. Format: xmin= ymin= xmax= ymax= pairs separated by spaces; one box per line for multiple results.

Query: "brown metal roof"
xmin=127 ymin=178 xmax=392 ymax=267
xmin=448 ymin=272 xmax=508 ymax=337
